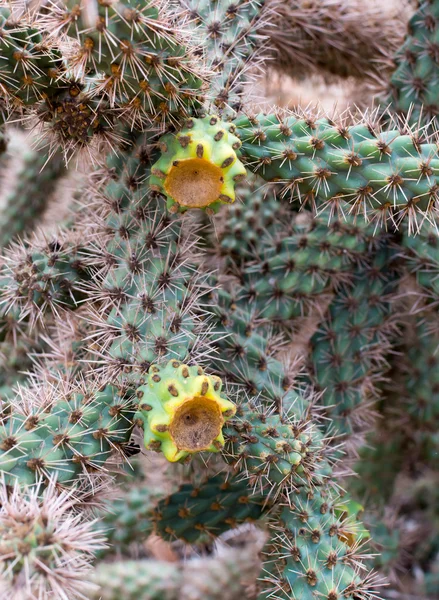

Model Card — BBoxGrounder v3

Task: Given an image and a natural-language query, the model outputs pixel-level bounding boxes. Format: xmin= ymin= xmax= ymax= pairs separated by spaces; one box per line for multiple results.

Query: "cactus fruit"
xmin=135 ymin=360 xmax=236 ymax=462
xmin=151 ymin=115 xmax=247 ymax=212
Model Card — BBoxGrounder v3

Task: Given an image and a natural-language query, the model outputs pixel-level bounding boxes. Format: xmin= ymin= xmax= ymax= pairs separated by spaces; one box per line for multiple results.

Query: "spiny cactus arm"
xmin=219 ymin=209 xmax=387 ymax=322
xmin=0 ymin=7 xmax=63 ymax=114
xmin=264 ymin=0 xmax=409 ymax=82
xmin=306 ymin=244 xmax=399 ymax=444
xmin=402 ymin=220 xmax=439 ymax=299
xmin=0 ymin=380 xmax=135 ymax=487
xmin=181 ymin=0 xmax=270 ymax=114
xmin=216 ymin=175 xmax=290 ymax=264
xmin=0 ymin=231 xmax=92 ymax=331
xmin=233 ymin=110 xmax=439 ymax=230
xmin=154 ymin=472 xmax=266 ymax=543
xmin=89 ymin=537 xmax=263 ymax=600
xmin=389 ymin=314 xmax=439 ymax=466
xmin=0 ymin=477 xmax=106 ymax=599
xmin=77 ymin=168 xmax=214 ymax=381
xmin=386 ymin=0 xmax=439 ymax=130
xmin=95 ymin=482 xmax=167 ymax=556
xmin=209 ymin=293 xmax=309 ymax=414
xmin=0 ymin=147 xmax=65 ymax=247
xmin=259 ymin=486 xmax=381 ymax=600
xmin=35 ymin=0 xmax=208 ymax=120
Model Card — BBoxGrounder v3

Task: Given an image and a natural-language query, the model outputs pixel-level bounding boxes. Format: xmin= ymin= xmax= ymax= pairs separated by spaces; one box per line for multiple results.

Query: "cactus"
xmin=0 ymin=1 xmax=439 ymax=599
xmin=0 ymin=381 xmax=135 ymax=486
xmin=265 ymin=0 xmax=409 ymax=81
xmin=154 ymin=473 xmax=266 ymax=543
xmin=90 ymin=531 xmax=264 ymax=600
xmin=135 ymin=360 xmax=236 ymax=461
xmin=150 ymin=115 xmax=246 ymax=212
xmin=0 ymin=144 xmax=65 ymax=247
xmin=387 ymin=0 xmax=439 ymax=130
xmin=0 ymin=478 xmax=105 ymax=599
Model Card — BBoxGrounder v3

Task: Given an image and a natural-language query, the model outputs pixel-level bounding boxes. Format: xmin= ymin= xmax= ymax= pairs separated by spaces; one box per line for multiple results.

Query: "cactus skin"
xmin=260 ymin=486 xmax=377 ymax=600
xmin=0 ymin=147 xmax=65 ymax=246
xmin=43 ymin=0 xmax=206 ymax=116
xmin=97 ymin=483 xmax=165 ymax=556
xmin=0 ymin=7 xmax=63 ymax=112
xmin=182 ymin=0 xmax=268 ymax=113
xmin=217 ymin=175 xmax=289 ymax=263
xmin=0 ymin=234 xmax=90 ymax=328
xmin=151 ymin=115 xmax=246 ymax=212
xmin=0 ymin=383 xmax=135 ymax=487
xmin=154 ymin=473 xmax=266 ymax=543
xmin=307 ymin=245 xmax=398 ymax=441
xmin=387 ymin=0 xmax=439 ymax=130
xmin=235 ymin=111 xmax=439 ymax=227
xmin=0 ymin=0 xmax=207 ymax=154
xmin=135 ymin=360 xmax=236 ymax=462
xmin=223 ymin=402 xmax=329 ymax=495
xmin=90 ymin=538 xmax=263 ymax=600
xmin=0 ymin=478 xmax=105 ymax=600
xmin=220 ymin=210 xmax=383 ymax=322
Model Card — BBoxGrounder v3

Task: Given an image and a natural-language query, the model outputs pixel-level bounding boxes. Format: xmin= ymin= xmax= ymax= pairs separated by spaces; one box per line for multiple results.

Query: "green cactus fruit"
xmin=154 ymin=473 xmax=265 ymax=543
xmin=150 ymin=115 xmax=246 ymax=212
xmin=0 ymin=383 xmax=135 ymax=486
xmin=135 ymin=360 xmax=236 ymax=462
xmin=234 ymin=111 xmax=439 ymax=227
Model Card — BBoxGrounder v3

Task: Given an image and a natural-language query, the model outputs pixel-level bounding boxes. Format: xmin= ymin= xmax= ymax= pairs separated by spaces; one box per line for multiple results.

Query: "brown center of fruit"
xmin=169 ymin=396 xmax=223 ymax=451
xmin=164 ymin=158 xmax=223 ymax=208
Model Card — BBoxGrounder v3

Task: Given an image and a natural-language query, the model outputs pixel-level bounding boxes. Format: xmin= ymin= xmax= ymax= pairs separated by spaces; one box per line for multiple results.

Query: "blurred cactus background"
xmin=0 ymin=0 xmax=438 ymax=599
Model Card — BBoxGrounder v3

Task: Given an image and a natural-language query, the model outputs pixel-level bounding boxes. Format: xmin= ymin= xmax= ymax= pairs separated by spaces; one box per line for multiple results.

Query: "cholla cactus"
xmin=0 ymin=0 xmax=438 ymax=599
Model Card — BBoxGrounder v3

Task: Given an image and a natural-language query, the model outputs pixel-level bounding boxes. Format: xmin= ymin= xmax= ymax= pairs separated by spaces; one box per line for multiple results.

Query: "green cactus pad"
xmin=154 ymin=473 xmax=266 ymax=543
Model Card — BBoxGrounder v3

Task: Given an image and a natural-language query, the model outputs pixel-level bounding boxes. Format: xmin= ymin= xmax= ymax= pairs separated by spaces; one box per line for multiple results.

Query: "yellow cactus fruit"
xmin=135 ymin=360 xmax=236 ymax=462
xmin=150 ymin=115 xmax=247 ymax=213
